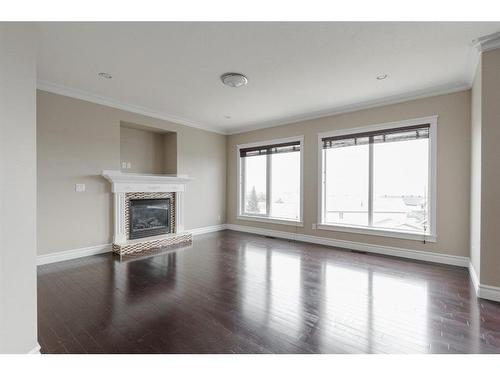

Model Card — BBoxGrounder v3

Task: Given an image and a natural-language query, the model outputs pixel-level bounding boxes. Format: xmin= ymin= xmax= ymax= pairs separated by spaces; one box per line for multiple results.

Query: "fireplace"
xmin=129 ymin=198 xmax=170 ymax=239
xmin=102 ymin=170 xmax=192 ymax=256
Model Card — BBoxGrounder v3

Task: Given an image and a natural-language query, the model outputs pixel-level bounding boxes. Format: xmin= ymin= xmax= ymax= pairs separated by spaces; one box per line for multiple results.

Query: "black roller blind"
xmin=322 ymin=124 xmax=430 ymax=150
xmin=240 ymin=141 xmax=301 ymax=158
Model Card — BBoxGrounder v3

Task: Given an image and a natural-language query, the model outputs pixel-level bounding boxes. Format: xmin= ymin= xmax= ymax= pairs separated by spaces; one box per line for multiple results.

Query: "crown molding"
xmin=465 ymin=45 xmax=481 ymax=88
xmin=466 ymin=31 xmax=500 ymax=88
xmin=39 ymin=78 xmax=471 ymax=137
xmin=38 ymin=51 xmax=480 ymax=138
xmin=226 ymin=82 xmax=470 ymax=135
xmin=472 ymin=31 xmax=500 ymax=53
xmin=36 ymin=80 xmax=227 ymax=135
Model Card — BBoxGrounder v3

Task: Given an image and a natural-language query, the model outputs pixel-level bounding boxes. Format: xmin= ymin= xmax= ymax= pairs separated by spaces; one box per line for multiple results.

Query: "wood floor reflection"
xmin=37 ymin=230 xmax=500 ymax=353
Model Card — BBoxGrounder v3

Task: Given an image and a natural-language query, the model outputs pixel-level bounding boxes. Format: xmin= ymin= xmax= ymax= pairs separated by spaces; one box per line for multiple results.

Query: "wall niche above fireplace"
xmin=120 ymin=121 xmax=177 ymax=174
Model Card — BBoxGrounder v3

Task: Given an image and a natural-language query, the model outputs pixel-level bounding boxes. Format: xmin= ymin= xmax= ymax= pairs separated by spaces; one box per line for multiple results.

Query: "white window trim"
xmin=237 ymin=135 xmax=304 ymax=227
xmin=317 ymin=115 xmax=438 ymax=242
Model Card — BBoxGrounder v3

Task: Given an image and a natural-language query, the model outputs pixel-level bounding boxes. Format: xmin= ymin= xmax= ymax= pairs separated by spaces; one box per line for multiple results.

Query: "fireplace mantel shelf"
xmin=102 ymin=170 xmax=191 ymax=193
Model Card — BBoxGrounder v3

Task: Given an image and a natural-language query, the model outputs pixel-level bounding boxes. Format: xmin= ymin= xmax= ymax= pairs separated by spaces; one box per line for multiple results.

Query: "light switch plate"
xmin=126 ymin=162 xmax=131 ymax=169
xmin=75 ymin=183 xmax=86 ymax=192
xmin=121 ymin=162 xmax=127 ymax=169
xmin=312 ymin=223 xmax=317 ymax=230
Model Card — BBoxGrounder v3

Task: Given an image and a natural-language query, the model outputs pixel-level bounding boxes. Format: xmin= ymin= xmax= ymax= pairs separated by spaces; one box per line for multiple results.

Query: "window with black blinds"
xmin=322 ymin=124 xmax=430 ymax=150
xmin=239 ymin=141 xmax=301 ymax=158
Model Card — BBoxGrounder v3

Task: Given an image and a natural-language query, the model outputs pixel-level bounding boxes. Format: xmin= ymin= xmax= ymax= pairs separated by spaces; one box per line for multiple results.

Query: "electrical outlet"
xmin=75 ymin=183 xmax=86 ymax=193
xmin=312 ymin=223 xmax=317 ymax=230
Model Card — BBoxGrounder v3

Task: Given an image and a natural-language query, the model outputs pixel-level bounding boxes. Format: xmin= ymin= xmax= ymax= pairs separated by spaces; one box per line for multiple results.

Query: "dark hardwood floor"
xmin=37 ymin=230 xmax=500 ymax=354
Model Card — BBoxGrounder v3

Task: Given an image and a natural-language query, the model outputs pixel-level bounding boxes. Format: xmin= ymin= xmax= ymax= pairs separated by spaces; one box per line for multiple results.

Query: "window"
xmin=318 ymin=117 xmax=437 ymax=241
xmin=238 ymin=137 xmax=303 ymax=225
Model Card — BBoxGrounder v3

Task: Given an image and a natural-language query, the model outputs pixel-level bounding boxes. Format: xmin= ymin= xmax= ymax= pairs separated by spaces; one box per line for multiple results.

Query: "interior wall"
xmin=0 ymin=24 xmax=38 ymax=353
xmin=470 ymin=56 xmax=482 ymax=279
xmin=227 ymin=90 xmax=471 ymax=258
xmin=120 ymin=124 xmax=167 ymax=174
xmin=37 ymin=90 xmax=226 ymax=255
xmin=479 ymin=48 xmax=500 ymax=287
xmin=164 ymin=132 xmax=177 ymax=174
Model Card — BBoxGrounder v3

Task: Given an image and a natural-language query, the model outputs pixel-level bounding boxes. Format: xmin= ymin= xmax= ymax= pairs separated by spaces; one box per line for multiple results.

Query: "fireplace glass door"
xmin=129 ymin=198 xmax=170 ymax=239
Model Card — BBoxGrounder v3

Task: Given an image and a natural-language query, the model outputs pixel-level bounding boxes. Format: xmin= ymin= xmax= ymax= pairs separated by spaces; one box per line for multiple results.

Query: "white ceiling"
xmin=36 ymin=22 xmax=500 ymax=134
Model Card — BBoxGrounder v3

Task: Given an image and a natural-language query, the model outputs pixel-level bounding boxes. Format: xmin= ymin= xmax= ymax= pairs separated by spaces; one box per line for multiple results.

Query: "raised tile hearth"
xmin=102 ymin=170 xmax=193 ymax=256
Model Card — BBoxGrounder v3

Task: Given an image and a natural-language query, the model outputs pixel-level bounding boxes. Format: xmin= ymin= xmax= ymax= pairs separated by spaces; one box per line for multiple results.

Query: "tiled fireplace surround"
xmin=125 ymin=192 xmax=176 ymax=240
xmin=102 ymin=170 xmax=193 ymax=256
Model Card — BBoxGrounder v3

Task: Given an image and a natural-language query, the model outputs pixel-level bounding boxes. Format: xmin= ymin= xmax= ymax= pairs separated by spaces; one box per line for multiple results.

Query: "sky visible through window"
xmin=325 ymin=138 xmax=429 ymax=233
xmin=243 ymin=154 xmax=267 ymax=215
xmin=241 ymin=136 xmax=429 ymax=232
xmin=271 ymin=152 xmax=300 ymax=220
xmin=243 ymin=151 xmax=300 ymax=220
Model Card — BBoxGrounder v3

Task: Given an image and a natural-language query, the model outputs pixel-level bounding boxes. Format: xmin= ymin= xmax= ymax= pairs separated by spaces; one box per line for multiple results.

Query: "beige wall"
xmin=0 ymin=24 xmax=38 ymax=353
xmin=479 ymin=48 xmax=500 ymax=286
xmin=164 ymin=132 xmax=177 ymax=174
xmin=227 ymin=91 xmax=471 ymax=257
xmin=37 ymin=90 xmax=226 ymax=255
xmin=470 ymin=56 xmax=482 ymax=278
xmin=120 ymin=124 xmax=169 ymax=174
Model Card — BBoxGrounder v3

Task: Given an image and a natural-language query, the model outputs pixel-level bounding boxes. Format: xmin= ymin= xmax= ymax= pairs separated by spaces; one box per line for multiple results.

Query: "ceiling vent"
xmin=221 ymin=73 xmax=248 ymax=88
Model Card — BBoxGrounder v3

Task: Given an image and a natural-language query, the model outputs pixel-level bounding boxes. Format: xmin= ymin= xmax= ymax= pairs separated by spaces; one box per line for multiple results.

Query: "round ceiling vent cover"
xmin=221 ymin=73 xmax=248 ymax=88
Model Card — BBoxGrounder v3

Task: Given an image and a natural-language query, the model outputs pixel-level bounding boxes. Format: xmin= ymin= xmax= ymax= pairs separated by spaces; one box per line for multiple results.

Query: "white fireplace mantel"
xmin=102 ymin=170 xmax=191 ymax=193
xmin=102 ymin=170 xmax=191 ymax=245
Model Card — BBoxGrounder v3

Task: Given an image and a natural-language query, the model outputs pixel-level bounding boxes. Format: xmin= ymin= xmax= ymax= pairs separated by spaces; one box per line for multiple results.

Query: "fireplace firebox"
xmin=129 ymin=198 xmax=170 ymax=239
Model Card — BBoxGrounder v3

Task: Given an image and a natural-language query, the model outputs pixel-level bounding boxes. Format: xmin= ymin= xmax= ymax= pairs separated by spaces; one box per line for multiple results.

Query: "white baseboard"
xmin=35 ymin=223 xmax=500 ymax=303
xmin=189 ymin=224 xmax=227 ymax=236
xmin=226 ymin=224 xmax=500 ymax=301
xmin=468 ymin=261 xmax=480 ymax=294
xmin=225 ymin=224 xmax=469 ymax=268
xmin=28 ymin=343 xmax=41 ymax=354
xmin=468 ymin=261 xmax=500 ymax=302
xmin=477 ymin=284 xmax=500 ymax=303
xmin=37 ymin=243 xmax=112 ymax=266
xmin=37 ymin=224 xmax=227 ymax=266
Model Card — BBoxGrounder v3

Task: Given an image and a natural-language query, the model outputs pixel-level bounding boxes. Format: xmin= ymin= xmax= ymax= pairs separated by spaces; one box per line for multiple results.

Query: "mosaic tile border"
xmin=112 ymin=233 xmax=192 ymax=256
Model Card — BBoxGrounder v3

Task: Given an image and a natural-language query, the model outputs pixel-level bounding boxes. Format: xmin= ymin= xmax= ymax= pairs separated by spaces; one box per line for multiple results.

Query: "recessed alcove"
xmin=120 ymin=121 xmax=177 ymax=174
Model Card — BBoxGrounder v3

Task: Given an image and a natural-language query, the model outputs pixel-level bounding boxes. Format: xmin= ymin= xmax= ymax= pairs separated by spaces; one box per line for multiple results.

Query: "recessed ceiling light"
xmin=98 ymin=72 xmax=113 ymax=79
xmin=224 ymin=115 xmax=231 ymax=119
xmin=221 ymin=73 xmax=248 ymax=88
xmin=376 ymin=74 xmax=388 ymax=80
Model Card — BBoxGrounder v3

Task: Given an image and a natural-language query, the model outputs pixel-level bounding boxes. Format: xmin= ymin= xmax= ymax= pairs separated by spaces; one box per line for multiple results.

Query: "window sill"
xmin=316 ymin=223 xmax=436 ymax=242
xmin=237 ymin=215 xmax=303 ymax=227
